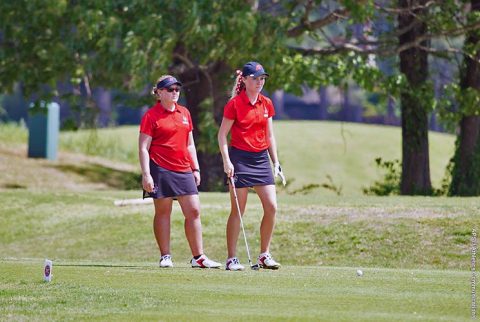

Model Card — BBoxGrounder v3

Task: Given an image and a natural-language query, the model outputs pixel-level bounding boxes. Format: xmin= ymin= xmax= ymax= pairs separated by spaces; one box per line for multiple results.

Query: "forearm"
xmin=268 ymin=135 xmax=279 ymax=165
xmin=218 ymin=134 xmax=231 ymax=164
xmin=139 ymin=148 xmax=151 ymax=175
xmin=218 ymin=117 xmax=234 ymax=164
xmin=188 ymin=144 xmax=200 ymax=170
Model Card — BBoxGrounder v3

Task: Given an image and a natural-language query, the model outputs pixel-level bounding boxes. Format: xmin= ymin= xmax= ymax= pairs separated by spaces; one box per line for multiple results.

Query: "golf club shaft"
xmin=229 ymin=177 xmax=253 ymax=267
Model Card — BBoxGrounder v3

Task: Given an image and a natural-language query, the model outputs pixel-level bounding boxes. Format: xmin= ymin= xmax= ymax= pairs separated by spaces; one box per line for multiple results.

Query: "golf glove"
xmin=274 ymin=162 xmax=286 ymax=186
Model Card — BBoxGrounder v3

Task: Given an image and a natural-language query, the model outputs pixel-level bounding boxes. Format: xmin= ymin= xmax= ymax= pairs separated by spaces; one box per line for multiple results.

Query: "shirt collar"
xmin=239 ymin=90 xmax=263 ymax=106
xmin=154 ymin=101 xmax=181 ymax=113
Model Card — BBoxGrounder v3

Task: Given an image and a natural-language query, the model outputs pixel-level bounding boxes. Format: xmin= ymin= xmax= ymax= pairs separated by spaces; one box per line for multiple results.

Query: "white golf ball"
xmin=356 ymin=269 xmax=363 ymax=276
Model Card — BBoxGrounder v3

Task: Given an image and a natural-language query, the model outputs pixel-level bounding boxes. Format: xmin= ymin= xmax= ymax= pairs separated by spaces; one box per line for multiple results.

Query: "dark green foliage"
xmin=449 ymin=134 xmax=480 ymax=196
xmin=447 ymin=0 xmax=480 ymax=196
xmin=363 ymin=158 xmax=400 ymax=196
xmin=432 ymin=159 xmax=453 ymax=196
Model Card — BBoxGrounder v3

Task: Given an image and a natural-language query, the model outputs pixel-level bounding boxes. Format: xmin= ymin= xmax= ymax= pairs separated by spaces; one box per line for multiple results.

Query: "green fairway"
xmin=0 ymin=121 xmax=454 ymax=195
xmin=1 ymin=190 xmax=479 ymax=270
xmin=0 ymin=260 xmax=470 ymax=321
xmin=0 ymin=190 xmax=478 ymax=320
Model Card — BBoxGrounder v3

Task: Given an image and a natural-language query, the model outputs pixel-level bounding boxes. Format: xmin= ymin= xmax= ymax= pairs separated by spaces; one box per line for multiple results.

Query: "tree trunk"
xmin=318 ymin=87 xmax=329 ymax=120
xmin=272 ymin=90 xmax=285 ymax=119
xmin=94 ymin=88 xmax=112 ymax=127
xmin=385 ymin=95 xmax=397 ymax=125
xmin=449 ymin=0 xmax=480 ymax=196
xmin=173 ymin=54 xmax=230 ymax=191
xmin=398 ymin=0 xmax=432 ymax=195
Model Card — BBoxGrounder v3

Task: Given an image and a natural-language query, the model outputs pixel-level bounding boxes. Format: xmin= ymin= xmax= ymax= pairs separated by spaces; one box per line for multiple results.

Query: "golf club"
xmin=229 ymin=176 xmax=259 ymax=270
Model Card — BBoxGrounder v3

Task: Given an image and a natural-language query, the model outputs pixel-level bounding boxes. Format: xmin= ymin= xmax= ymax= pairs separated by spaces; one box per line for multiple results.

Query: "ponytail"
xmin=230 ymin=70 xmax=245 ymax=98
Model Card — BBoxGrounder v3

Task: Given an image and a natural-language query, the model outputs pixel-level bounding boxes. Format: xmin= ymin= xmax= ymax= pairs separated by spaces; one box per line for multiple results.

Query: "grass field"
xmin=0 ymin=121 xmax=475 ymax=321
xmin=1 ymin=260 xmax=469 ymax=321
xmin=0 ymin=190 xmax=478 ymax=320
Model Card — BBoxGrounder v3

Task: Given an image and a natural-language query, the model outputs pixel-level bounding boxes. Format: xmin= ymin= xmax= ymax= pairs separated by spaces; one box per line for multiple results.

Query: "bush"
xmin=363 ymin=158 xmax=400 ymax=196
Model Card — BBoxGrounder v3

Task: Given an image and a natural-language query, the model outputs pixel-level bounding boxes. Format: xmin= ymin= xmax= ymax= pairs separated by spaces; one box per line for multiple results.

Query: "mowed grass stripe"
xmin=1 ymin=191 xmax=478 ymax=269
xmin=0 ymin=261 xmax=469 ymax=321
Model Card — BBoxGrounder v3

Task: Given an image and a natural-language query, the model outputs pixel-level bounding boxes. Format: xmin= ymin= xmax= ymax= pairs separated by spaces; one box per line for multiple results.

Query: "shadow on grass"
xmin=54 ymin=163 xmax=141 ymax=190
xmin=55 ymin=263 xmax=151 ymax=268
xmin=2 ymin=183 xmax=27 ymax=189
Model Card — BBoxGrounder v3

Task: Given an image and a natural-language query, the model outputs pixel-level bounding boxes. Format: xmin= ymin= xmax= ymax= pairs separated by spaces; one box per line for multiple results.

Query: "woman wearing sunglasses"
xmin=218 ymin=62 xmax=286 ymax=271
xmin=139 ymin=75 xmax=221 ymax=269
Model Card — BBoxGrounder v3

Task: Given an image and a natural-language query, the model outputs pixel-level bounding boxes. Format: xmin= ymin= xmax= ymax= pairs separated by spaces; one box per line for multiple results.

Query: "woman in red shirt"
xmin=139 ymin=75 xmax=221 ymax=269
xmin=218 ymin=62 xmax=286 ymax=271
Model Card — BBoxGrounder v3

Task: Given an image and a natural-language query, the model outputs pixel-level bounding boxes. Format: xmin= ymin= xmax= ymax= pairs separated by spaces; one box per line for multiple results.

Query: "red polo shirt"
xmin=140 ymin=101 xmax=194 ymax=172
xmin=223 ymin=90 xmax=276 ymax=152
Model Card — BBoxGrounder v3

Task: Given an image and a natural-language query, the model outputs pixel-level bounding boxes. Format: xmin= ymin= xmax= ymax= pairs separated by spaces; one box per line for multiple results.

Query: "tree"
xmin=276 ymin=0 xmax=480 ymax=195
xmin=449 ymin=0 xmax=480 ymax=195
xmin=117 ymin=1 xmax=289 ymax=190
xmin=2 ymin=0 xmax=480 ymax=194
xmin=0 ymin=0 xmax=288 ymax=191
xmin=397 ymin=0 xmax=432 ymax=194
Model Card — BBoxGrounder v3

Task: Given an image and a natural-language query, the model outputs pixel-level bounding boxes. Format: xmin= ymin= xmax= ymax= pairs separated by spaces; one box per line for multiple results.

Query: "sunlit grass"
xmin=0 ymin=121 xmax=451 ymax=195
xmin=1 ymin=190 xmax=478 ymax=270
xmin=0 ymin=260 xmax=470 ymax=321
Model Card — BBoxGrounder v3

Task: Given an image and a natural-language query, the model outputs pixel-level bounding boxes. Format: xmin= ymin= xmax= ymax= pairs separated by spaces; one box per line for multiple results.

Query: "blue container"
xmin=28 ymin=102 xmax=60 ymax=160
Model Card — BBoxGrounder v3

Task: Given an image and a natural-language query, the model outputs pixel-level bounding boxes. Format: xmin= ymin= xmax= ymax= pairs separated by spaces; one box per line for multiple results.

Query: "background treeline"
xmin=1 ymin=0 xmax=479 ymax=195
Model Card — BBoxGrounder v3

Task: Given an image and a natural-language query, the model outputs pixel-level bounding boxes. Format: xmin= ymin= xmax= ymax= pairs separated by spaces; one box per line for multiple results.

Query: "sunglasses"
xmin=165 ymin=87 xmax=181 ymax=93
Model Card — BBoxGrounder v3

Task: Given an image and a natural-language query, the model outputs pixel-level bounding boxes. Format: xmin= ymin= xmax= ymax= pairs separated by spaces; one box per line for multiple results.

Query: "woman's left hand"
xmin=274 ymin=163 xmax=286 ymax=186
xmin=193 ymin=171 xmax=201 ymax=186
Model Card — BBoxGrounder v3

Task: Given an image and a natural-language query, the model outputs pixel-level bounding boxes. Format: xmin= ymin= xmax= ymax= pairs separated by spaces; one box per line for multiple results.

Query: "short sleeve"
xmin=186 ymin=109 xmax=193 ymax=132
xmin=223 ymin=99 xmax=236 ymax=120
xmin=266 ymin=98 xmax=275 ymax=118
xmin=139 ymin=111 xmax=154 ymax=136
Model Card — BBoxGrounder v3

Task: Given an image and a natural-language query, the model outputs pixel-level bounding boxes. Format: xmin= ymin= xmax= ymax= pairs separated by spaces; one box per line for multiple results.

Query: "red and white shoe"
xmin=191 ymin=254 xmax=221 ymax=269
xmin=257 ymin=252 xmax=281 ymax=269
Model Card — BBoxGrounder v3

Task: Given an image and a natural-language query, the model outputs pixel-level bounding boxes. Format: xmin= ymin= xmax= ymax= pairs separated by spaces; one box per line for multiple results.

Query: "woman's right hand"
xmin=223 ymin=160 xmax=234 ymax=178
xmin=142 ymin=173 xmax=155 ymax=192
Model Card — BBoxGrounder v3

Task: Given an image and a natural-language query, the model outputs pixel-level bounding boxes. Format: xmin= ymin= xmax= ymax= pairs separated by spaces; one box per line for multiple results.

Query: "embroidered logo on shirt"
xmin=182 ymin=116 xmax=189 ymax=125
xmin=263 ymin=107 xmax=268 ymax=118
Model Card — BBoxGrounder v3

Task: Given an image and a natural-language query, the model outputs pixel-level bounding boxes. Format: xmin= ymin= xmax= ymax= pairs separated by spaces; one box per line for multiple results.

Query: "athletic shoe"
xmin=159 ymin=254 xmax=173 ymax=268
xmin=225 ymin=257 xmax=245 ymax=271
xmin=191 ymin=254 xmax=221 ymax=269
xmin=257 ymin=252 xmax=281 ymax=269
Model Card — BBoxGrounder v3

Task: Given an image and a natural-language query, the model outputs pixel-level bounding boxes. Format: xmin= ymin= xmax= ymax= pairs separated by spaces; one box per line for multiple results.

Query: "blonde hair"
xmin=230 ymin=70 xmax=245 ymax=98
xmin=151 ymin=74 xmax=174 ymax=99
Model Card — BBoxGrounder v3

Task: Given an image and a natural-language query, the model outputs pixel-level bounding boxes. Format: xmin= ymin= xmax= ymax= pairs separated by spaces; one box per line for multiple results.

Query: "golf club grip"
xmin=229 ymin=177 xmax=253 ymax=266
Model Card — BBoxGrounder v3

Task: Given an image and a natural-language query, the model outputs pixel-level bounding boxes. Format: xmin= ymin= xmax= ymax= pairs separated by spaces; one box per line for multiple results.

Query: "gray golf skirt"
xmin=227 ymin=146 xmax=274 ymax=188
xmin=143 ymin=160 xmax=198 ymax=199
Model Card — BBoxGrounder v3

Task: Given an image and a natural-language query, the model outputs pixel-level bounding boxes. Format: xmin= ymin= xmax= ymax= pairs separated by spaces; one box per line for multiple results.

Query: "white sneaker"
xmin=225 ymin=257 xmax=245 ymax=271
xmin=159 ymin=254 xmax=173 ymax=268
xmin=191 ymin=254 xmax=221 ymax=269
xmin=257 ymin=252 xmax=281 ymax=269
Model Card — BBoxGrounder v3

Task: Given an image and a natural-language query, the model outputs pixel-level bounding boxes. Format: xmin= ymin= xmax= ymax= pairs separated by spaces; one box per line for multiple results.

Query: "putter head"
xmin=251 ymin=264 xmax=260 ymax=270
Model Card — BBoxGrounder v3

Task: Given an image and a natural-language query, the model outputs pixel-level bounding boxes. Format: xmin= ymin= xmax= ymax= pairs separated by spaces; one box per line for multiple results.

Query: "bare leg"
xmin=253 ymin=184 xmax=277 ymax=254
xmin=177 ymin=194 xmax=203 ymax=257
xmin=153 ymin=198 xmax=174 ymax=256
xmin=226 ymin=185 xmax=248 ymax=258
